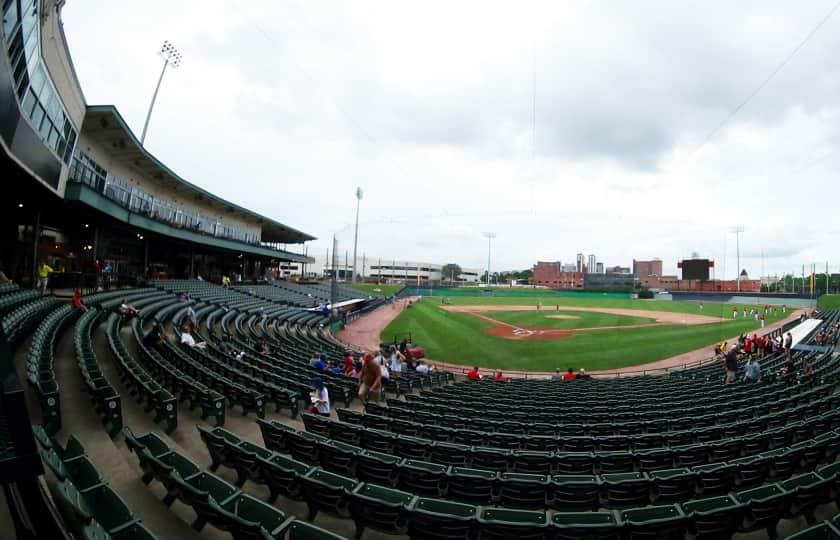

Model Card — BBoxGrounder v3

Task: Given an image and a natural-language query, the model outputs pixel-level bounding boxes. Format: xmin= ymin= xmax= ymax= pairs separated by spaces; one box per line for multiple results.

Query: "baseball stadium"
xmin=1 ymin=2 xmax=840 ymax=540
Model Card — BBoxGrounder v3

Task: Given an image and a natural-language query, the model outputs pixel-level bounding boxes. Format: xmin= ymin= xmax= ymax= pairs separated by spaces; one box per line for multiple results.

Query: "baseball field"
xmin=381 ymin=293 xmax=789 ymax=371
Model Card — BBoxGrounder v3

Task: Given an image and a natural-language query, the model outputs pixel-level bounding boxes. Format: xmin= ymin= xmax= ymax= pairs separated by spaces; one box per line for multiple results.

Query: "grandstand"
xmin=2 ymin=2 xmax=840 ymax=540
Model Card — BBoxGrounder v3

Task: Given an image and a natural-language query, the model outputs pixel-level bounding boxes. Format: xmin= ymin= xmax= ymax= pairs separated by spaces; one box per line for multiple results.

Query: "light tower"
xmin=483 ymin=232 xmax=496 ymax=286
xmin=351 ymin=187 xmax=363 ymax=282
xmin=141 ymin=40 xmax=183 ymax=145
xmin=732 ymin=226 xmax=744 ymax=291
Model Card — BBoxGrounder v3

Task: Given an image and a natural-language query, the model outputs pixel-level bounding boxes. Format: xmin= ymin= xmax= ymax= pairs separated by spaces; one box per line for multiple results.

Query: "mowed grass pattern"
xmin=382 ymin=296 xmax=788 ymax=371
xmin=348 ymin=283 xmax=405 ymax=297
xmin=488 ymin=309 xmax=656 ymax=330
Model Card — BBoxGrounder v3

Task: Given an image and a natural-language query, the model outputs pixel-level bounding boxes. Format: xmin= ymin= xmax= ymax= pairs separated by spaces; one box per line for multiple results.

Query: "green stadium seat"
xmin=554 ymin=452 xmax=595 ymax=475
xmin=786 ymin=521 xmax=840 ymax=539
xmin=601 ymin=472 xmax=651 ymax=509
xmin=406 ymin=496 xmax=476 ymax=540
xmin=229 ymin=439 xmax=274 ymax=487
xmin=476 ymin=507 xmax=550 ymax=540
xmin=445 ymin=467 xmax=497 ymax=505
xmin=257 ymin=418 xmax=293 ymax=453
xmin=598 ymin=451 xmax=636 ymax=474
xmin=398 ymin=459 xmax=447 ymax=497
xmin=650 ymin=468 xmax=697 ymax=504
xmin=257 ymin=453 xmax=311 ymax=503
xmin=229 ymin=492 xmax=286 ymax=540
xmin=549 ymin=475 xmax=600 ymax=511
xmin=620 ymin=504 xmax=688 ymax=540
xmin=348 ymin=483 xmax=412 ymax=538
xmin=497 ymin=472 xmax=550 ymax=509
xmin=355 ymin=449 xmax=400 ymax=486
xmin=551 ymin=511 xmax=622 ymax=540
xmin=359 ymin=427 xmax=395 ymax=454
xmin=171 ymin=470 xmax=241 ymax=531
xmin=693 ymin=463 xmax=737 ymax=496
xmin=731 ymin=455 xmax=772 ymax=489
xmin=287 ymin=429 xmax=325 ymax=465
xmin=123 ymin=428 xmax=171 ymax=460
xmin=511 ymin=450 xmax=554 ymax=474
xmin=82 ymin=520 xmax=158 ymax=540
xmin=197 ymin=425 xmax=238 ymax=473
xmin=279 ymin=519 xmax=346 ymax=540
xmin=682 ymin=494 xmax=748 ymax=539
xmin=299 ymin=468 xmax=356 ymax=521
xmin=734 ymin=483 xmax=793 ymax=538
xmin=471 ymin=447 xmax=511 ymax=471
xmin=60 ymin=482 xmax=141 ymax=536
xmin=393 ymin=435 xmax=432 ymax=461
xmin=673 ymin=444 xmax=708 ymax=469
xmin=429 ymin=442 xmax=472 ymax=468
xmin=781 ymin=472 xmax=833 ymax=525
xmin=636 ymin=448 xmax=674 ymax=472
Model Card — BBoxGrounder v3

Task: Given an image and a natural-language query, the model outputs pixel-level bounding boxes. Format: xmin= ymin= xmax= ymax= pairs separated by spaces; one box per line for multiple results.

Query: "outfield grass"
xmin=818 ymin=294 xmax=840 ymax=310
xmin=348 ymin=283 xmax=404 ymax=297
xmin=382 ymin=296 xmax=787 ymax=371
xmin=488 ymin=309 xmax=656 ymax=330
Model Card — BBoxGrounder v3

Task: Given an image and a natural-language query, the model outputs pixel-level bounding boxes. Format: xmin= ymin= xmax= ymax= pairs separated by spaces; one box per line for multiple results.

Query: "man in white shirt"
xmin=180 ymin=331 xmax=206 ymax=349
xmin=375 ymin=355 xmax=390 ymax=380
xmin=415 ymin=361 xmax=429 ymax=375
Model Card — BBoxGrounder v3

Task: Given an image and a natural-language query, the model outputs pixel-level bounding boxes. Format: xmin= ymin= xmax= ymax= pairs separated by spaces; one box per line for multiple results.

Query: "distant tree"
xmin=441 ymin=263 xmax=463 ymax=281
xmin=740 ymin=269 xmax=749 ymax=277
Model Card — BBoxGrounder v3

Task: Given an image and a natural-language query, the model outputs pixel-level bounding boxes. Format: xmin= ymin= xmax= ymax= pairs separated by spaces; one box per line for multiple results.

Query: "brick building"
xmin=633 ymin=259 xmax=663 ymax=277
xmin=639 ymin=275 xmax=761 ymax=293
xmin=531 ymin=261 xmax=584 ymax=288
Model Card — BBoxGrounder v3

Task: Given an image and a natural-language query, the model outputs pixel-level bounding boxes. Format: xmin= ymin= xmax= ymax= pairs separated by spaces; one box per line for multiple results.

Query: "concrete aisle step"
xmin=50 ymin=319 xmax=222 ymax=540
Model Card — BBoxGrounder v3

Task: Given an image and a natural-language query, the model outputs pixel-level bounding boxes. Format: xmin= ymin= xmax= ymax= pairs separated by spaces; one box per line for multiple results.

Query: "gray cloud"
xmin=60 ymin=0 xmax=840 ymax=277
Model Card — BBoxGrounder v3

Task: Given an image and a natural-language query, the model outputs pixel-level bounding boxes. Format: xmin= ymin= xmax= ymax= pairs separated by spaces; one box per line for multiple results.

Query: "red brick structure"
xmin=531 ymin=261 xmax=584 ymax=288
xmin=640 ymin=275 xmax=761 ymax=293
xmin=633 ymin=259 xmax=663 ymax=277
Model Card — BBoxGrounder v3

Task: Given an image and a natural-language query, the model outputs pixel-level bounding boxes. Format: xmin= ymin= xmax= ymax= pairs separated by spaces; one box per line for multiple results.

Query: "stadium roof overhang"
xmin=81 ymin=105 xmax=317 ymax=244
xmin=65 ymin=181 xmax=312 ymax=263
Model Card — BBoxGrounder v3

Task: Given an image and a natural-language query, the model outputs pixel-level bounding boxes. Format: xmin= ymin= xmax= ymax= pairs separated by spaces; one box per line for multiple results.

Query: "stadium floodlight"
xmin=731 ymin=226 xmax=744 ymax=292
xmin=351 ymin=187 xmax=363 ymax=283
xmin=140 ymin=40 xmax=183 ymax=145
xmin=483 ymin=232 xmax=496 ymax=286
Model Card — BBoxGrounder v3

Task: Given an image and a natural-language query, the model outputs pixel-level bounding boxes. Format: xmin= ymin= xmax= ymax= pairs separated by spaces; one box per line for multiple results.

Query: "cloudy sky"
xmin=61 ymin=1 xmax=840 ymax=278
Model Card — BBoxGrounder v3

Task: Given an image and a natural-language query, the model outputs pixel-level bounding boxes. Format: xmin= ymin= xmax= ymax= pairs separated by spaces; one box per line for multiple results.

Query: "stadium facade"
xmin=1 ymin=0 xmax=314 ymax=289
xmin=300 ymin=255 xmax=481 ymax=283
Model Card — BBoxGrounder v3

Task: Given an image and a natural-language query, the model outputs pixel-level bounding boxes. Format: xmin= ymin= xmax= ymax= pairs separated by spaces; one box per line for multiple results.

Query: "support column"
xmin=30 ymin=210 xmax=41 ymax=289
xmin=190 ymin=248 xmax=195 ymax=278
xmin=92 ymin=226 xmax=99 ymax=260
xmin=144 ymin=239 xmax=149 ymax=277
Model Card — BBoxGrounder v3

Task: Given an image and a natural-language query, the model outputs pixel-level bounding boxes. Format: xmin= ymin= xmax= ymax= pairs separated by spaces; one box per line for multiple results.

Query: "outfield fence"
xmin=397 ymin=287 xmax=631 ymax=299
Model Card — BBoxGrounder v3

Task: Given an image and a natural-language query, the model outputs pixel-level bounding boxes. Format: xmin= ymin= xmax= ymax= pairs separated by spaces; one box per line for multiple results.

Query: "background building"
xmin=595 ymin=262 xmax=604 ymax=274
xmin=633 ymin=259 xmax=663 ymax=277
xmin=587 ymin=254 xmax=596 ymax=274
xmin=576 ymin=253 xmax=585 ymax=273
xmin=639 ymin=275 xmax=761 ymax=293
xmin=606 ymin=266 xmax=632 ymax=274
xmin=530 ymin=261 xmax=584 ymax=288
xmin=584 ymin=272 xmax=635 ymax=291
xmin=300 ymin=255 xmax=480 ymax=283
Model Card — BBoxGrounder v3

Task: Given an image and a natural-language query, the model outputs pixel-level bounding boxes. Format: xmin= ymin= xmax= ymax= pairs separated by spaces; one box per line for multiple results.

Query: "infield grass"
xmin=488 ymin=310 xmax=656 ymax=330
xmin=382 ymin=296 xmax=788 ymax=371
